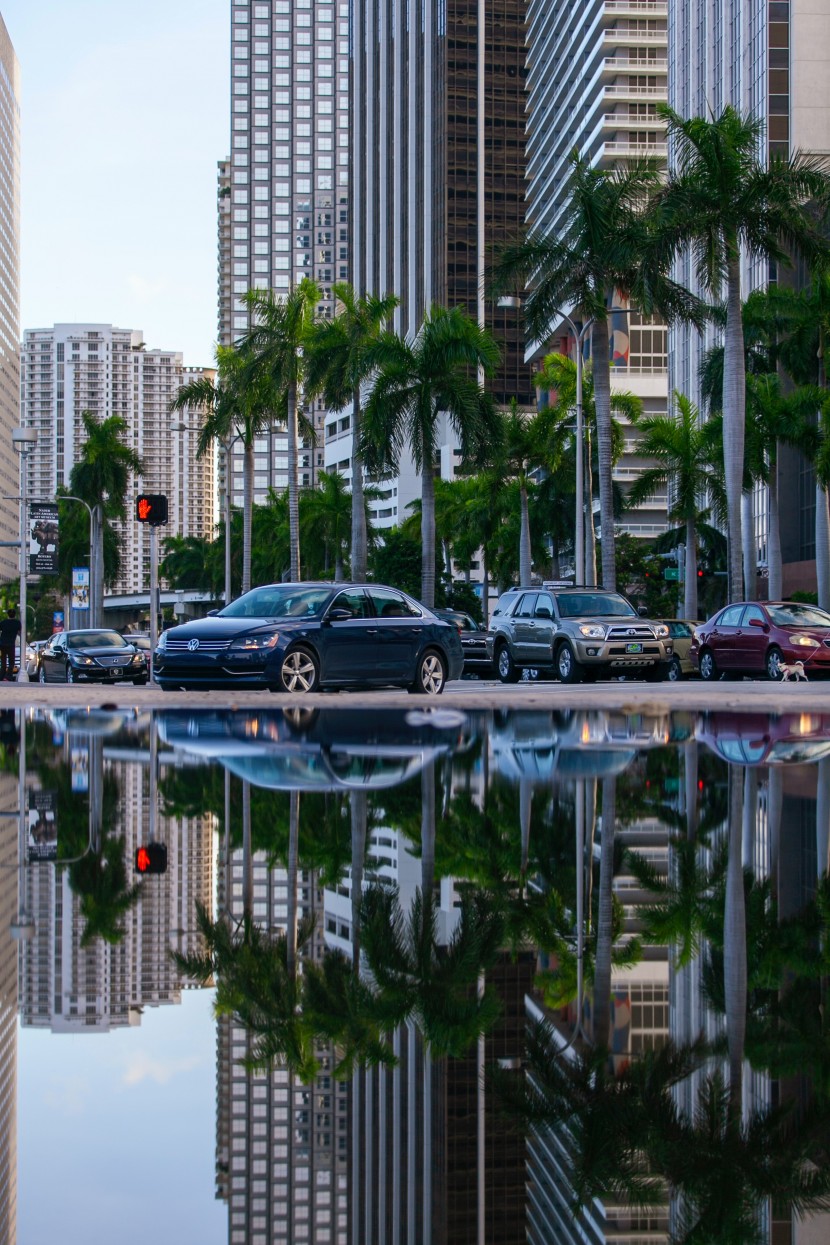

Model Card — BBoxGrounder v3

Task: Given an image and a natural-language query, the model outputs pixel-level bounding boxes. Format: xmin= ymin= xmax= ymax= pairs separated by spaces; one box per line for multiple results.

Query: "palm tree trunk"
xmin=242 ymin=441 xmax=254 ymax=595
xmin=741 ymin=491 xmax=756 ymax=601
xmin=592 ymin=776 xmax=616 ymax=1051
xmin=550 ymin=536 xmax=561 ymax=581
xmin=481 ymin=549 xmax=489 ymax=627
xmin=816 ymin=759 xmax=830 ymax=879
xmin=684 ymin=516 xmax=698 ymax=621
xmin=241 ymin=780 xmax=253 ymax=923
xmin=683 ymin=740 xmax=699 ymax=842
xmin=421 ymin=441 xmax=436 ymax=609
xmin=421 ymin=760 xmax=436 ymax=902
xmin=519 ymin=779 xmax=532 ymax=883
xmin=585 ymin=427 xmax=597 ymax=586
xmin=286 ymin=790 xmax=300 ymax=980
xmin=92 ymin=504 xmax=104 ymax=628
xmin=767 ymin=451 xmax=782 ymax=600
xmin=723 ymin=254 xmax=746 ymax=604
xmin=350 ymin=791 xmax=368 ymax=975
xmin=816 ymin=484 xmax=830 ymax=612
xmin=287 ymin=382 xmax=301 ymax=582
xmin=351 ymin=388 xmax=368 ymax=580
xmin=724 ymin=768 xmax=747 ymax=1120
xmin=591 ymin=315 xmax=616 ymax=591
xmin=519 ymin=482 xmax=532 ymax=586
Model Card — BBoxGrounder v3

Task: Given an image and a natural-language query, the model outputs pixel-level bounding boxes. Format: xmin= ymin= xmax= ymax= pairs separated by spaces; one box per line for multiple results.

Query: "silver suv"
xmin=485 ymin=587 xmax=673 ymax=684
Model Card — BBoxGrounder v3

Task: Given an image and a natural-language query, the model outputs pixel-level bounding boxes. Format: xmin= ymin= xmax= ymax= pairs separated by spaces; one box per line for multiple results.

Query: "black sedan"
xmin=153 ymin=582 xmax=464 ymax=694
xmin=435 ymin=608 xmax=493 ymax=677
xmin=38 ymin=629 xmax=149 ymax=685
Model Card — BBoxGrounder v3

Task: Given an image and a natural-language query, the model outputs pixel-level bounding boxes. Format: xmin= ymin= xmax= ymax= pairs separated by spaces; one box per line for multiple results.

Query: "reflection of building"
xmin=216 ymin=797 xmax=349 ymax=1245
xmin=18 ymin=748 xmax=213 ymax=1032
xmin=0 ymin=15 xmax=20 ymax=581
xmin=0 ymin=735 xmax=18 ymax=1244
xmin=19 ymin=324 xmax=215 ymax=596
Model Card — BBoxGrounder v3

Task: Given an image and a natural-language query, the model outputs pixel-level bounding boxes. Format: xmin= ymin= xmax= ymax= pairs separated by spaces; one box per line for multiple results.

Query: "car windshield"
xmin=555 ymin=592 xmax=638 ymax=619
xmin=220 ymin=586 xmax=332 ymax=619
xmin=67 ymin=631 xmax=128 ymax=650
xmin=767 ymin=603 xmax=830 ymax=628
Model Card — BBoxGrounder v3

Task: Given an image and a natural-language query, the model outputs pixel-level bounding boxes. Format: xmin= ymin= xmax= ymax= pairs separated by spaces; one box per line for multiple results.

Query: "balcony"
xmin=603 ymin=112 xmax=666 ymax=129
xmin=605 ymin=0 xmax=667 ymax=9
xmin=601 ymin=140 xmax=668 ymax=159
xmin=604 ymin=28 xmax=667 ymax=47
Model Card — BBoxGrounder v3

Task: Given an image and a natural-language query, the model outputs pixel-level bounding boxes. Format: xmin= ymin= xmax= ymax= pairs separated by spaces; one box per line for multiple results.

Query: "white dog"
xmin=779 ymin=659 xmax=808 ymax=682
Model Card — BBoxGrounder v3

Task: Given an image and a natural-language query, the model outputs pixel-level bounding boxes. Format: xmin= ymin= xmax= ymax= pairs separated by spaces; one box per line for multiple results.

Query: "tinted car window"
xmin=221 ymin=586 xmax=331 ymax=618
xmin=718 ymin=606 xmax=745 ymax=627
xmin=742 ymin=605 xmax=766 ymax=626
xmin=536 ymin=593 xmax=554 ymax=616
xmin=555 ymin=592 xmax=638 ymax=619
xmin=330 ymin=589 xmax=369 ymax=619
xmin=767 ymin=603 xmax=830 ymax=628
xmin=367 ymin=588 xmax=420 ymax=618
xmin=515 ymin=593 xmax=538 ymax=619
xmin=67 ymin=631 xmax=128 ymax=650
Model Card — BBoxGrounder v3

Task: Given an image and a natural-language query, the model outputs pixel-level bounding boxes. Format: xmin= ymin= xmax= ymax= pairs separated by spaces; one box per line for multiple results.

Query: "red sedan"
xmin=690 ymin=600 xmax=830 ymax=681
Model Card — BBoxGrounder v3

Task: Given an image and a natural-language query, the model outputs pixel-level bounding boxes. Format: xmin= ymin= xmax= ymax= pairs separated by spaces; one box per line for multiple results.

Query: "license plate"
xmin=626 ymin=642 xmax=643 ymax=654
xmin=108 ymin=668 xmax=120 ymax=677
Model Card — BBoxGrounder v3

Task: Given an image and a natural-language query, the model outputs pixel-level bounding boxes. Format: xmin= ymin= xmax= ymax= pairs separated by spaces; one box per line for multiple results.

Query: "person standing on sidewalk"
xmin=0 ymin=609 xmax=21 ymax=681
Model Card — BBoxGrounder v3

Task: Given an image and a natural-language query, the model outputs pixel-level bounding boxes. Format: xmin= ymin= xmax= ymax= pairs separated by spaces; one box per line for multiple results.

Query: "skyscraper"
xmin=668 ymin=0 xmax=830 ymax=595
xmin=220 ymin=0 xmax=351 ymax=512
xmin=524 ymin=0 xmax=671 ymax=542
xmin=19 ymin=324 xmax=215 ymax=598
xmin=0 ymin=16 xmax=20 ymax=582
xmin=341 ymin=0 xmax=531 ymax=530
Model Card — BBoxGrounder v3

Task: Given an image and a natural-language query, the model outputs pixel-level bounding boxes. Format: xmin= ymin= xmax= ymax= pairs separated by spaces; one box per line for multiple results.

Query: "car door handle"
xmin=366 ymin=628 xmax=378 ymax=635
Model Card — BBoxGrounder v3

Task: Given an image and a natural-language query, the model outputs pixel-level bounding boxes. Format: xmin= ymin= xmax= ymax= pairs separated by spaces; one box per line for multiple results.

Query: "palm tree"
xmin=170 ymin=344 xmax=274 ymax=596
xmin=304 ymin=282 xmax=400 ymax=580
xmin=626 ymin=393 xmax=724 ymax=619
xmin=655 ymin=104 xmax=830 ymax=602
xmin=66 ymin=411 xmax=144 ymax=624
xmin=300 ymin=470 xmax=352 ymax=580
xmin=492 ymin=152 xmax=700 ymax=591
xmin=362 ymin=304 xmax=500 ymax=608
xmin=240 ymin=280 xmax=320 ymax=582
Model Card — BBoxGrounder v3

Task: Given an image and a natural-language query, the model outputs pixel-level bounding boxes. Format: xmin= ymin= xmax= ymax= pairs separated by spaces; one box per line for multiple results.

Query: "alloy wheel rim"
xmin=559 ymin=649 xmax=571 ymax=677
xmin=701 ymin=653 xmax=713 ymax=679
xmin=281 ymin=651 xmax=316 ymax=693
xmin=421 ymin=655 xmax=444 ymax=693
xmin=498 ymin=649 xmax=510 ymax=678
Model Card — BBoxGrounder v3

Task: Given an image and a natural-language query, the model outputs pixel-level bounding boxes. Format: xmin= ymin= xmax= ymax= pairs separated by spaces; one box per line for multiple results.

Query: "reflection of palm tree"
xmin=625 ymin=835 xmax=725 ymax=969
xmin=71 ymin=831 xmax=141 ymax=948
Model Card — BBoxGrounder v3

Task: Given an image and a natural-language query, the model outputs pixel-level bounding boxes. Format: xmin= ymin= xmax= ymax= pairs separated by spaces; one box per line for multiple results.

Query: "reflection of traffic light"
xmin=135 ymin=494 xmax=169 ymax=525
xmin=135 ymin=842 xmax=167 ymax=874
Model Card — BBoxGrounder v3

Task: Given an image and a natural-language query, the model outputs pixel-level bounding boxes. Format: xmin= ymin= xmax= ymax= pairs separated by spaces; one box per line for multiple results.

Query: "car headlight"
xmin=72 ymin=654 xmax=96 ymax=666
xmin=653 ymin=624 xmax=670 ymax=638
xmin=229 ymin=632 xmax=280 ymax=651
xmin=130 ymin=653 xmax=145 ymax=665
xmin=156 ymin=632 xmax=167 ymax=650
xmin=792 ymin=634 xmax=820 ymax=648
xmin=579 ymin=624 xmax=607 ymax=639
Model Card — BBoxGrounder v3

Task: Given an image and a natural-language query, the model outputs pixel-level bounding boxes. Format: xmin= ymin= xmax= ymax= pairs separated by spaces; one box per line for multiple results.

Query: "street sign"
xmin=664 ymin=567 xmax=680 ymax=581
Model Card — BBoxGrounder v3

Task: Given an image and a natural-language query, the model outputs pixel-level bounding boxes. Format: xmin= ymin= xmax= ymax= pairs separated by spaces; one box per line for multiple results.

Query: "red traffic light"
xmin=136 ymin=494 xmax=169 ymax=526
xmin=135 ymin=842 xmax=167 ymax=874
xmin=697 ymin=569 xmax=704 ymax=578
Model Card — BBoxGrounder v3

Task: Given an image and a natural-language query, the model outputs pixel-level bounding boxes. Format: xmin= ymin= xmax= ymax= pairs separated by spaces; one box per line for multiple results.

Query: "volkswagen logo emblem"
xmin=188 ymin=638 xmax=200 ymax=651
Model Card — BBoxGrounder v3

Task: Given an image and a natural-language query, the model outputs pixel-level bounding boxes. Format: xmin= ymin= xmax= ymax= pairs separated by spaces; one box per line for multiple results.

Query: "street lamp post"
xmin=557 ymin=316 xmax=593 ymax=588
xmin=12 ymin=428 xmax=38 ymax=683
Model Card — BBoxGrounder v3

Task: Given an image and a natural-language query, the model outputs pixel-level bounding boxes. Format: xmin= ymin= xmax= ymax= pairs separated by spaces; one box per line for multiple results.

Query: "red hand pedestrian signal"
xmin=137 ymin=498 xmax=152 ymax=522
xmin=135 ymin=843 xmax=167 ymax=874
xmin=135 ymin=494 xmax=168 ymax=525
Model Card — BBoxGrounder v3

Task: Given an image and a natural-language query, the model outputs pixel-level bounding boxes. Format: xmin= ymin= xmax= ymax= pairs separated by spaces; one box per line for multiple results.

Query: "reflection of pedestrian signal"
xmin=135 ymin=843 xmax=167 ymax=874
xmin=135 ymin=494 xmax=168 ymax=525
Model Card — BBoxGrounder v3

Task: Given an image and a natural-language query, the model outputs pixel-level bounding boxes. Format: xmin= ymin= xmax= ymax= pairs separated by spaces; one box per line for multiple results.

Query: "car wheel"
xmin=766 ymin=645 xmax=785 ymax=682
xmin=698 ymin=647 xmax=718 ymax=682
xmin=667 ymin=656 xmax=683 ymax=682
xmin=278 ymin=646 xmax=319 ymax=693
xmin=409 ymin=649 xmax=447 ymax=695
xmin=496 ymin=644 xmax=520 ymax=684
xmin=38 ymin=666 xmax=46 ymax=684
xmin=555 ymin=642 xmax=583 ymax=684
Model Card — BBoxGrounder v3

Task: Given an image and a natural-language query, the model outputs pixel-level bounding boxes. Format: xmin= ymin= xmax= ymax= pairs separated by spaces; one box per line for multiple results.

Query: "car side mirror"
xmin=749 ymin=617 xmax=767 ymax=629
xmin=207 ymin=609 xmax=219 ymax=617
xmin=535 ymin=606 xmax=552 ymax=619
xmin=638 ymin=606 xmax=648 ymax=617
xmin=326 ymin=607 xmax=353 ymax=623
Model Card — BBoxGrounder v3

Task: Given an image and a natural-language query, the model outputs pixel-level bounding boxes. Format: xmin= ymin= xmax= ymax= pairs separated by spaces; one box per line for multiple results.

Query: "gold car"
xmin=663 ymin=620 xmax=699 ymax=681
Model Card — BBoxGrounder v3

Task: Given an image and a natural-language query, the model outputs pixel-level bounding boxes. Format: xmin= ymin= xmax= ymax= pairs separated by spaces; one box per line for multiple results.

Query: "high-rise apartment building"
xmin=524 ymin=0 xmax=671 ymax=543
xmin=0 ymin=737 xmax=17 ymax=1244
xmin=667 ymin=1 xmax=830 ymax=594
xmin=220 ymin=0 xmax=350 ymax=511
xmin=339 ymin=0 xmax=531 ymax=529
xmin=19 ymin=324 xmax=215 ymax=598
xmin=0 ymin=17 xmax=21 ymax=582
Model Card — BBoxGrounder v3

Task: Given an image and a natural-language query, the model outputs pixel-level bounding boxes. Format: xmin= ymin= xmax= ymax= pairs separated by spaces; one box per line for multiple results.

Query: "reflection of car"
xmin=690 ymin=601 xmax=830 ymax=681
xmin=661 ymin=620 xmax=698 ymax=681
xmin=154 ymin=582 xmax=463 ymax=694
xmin=38 ymin=706 xmax=148 ymax=738
xmin=38 ymin=629 xmax=149 ymax=685
xmin=697 ymin=711 xmax=830 ymax=766
xmin=157 ymin=707 xmax=468 ymax=790
xmin=489 ymin=709 xmax=645 ymax=783
xmin=486 ymin=588 xmax=673 ymax=683
xmin=435 ymin=609 xmax=493 ymax=677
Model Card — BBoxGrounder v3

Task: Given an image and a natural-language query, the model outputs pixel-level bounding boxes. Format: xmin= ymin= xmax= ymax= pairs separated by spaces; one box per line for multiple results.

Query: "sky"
xmin=3 ymin=0 xmax=229 ymax=368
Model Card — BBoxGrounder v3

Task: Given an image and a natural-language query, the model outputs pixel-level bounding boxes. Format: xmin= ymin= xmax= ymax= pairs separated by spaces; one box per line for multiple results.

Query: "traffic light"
xmin=135 ymin=842 xmax=168 ymax=874
xmin=136 ymin=494 xmax=169 ymax=526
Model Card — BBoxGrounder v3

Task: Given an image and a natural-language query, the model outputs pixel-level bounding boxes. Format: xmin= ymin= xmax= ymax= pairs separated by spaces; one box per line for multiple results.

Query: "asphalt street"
xmin=4 ymin=676 xmax=830 ymax=715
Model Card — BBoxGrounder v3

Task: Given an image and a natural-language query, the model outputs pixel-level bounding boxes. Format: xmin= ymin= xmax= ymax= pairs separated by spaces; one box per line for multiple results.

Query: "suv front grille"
xmin=606 ymin=625 xmax=655 ymax=640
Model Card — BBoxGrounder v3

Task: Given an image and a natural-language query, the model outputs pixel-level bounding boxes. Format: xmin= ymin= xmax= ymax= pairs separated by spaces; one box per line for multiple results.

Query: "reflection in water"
xmin=6 ymin=705 xmax=830 ymax=1243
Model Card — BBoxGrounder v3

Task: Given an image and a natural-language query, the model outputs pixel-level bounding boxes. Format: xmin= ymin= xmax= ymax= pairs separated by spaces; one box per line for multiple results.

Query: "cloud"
xmin=122 ymin=1051 xmax=203 ymax=1087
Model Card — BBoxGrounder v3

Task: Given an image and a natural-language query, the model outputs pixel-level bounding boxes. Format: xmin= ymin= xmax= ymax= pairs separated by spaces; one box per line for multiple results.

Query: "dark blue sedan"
xmin=153 ymin=582 xmax=464 ymax=694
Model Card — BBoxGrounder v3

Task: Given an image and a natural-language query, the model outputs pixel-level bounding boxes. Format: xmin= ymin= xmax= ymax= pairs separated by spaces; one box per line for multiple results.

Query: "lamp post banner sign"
xmin=28 ymin=503 xmax=59 ymax=575
xmin=71 ymin=567 xmax=90 ymax=610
